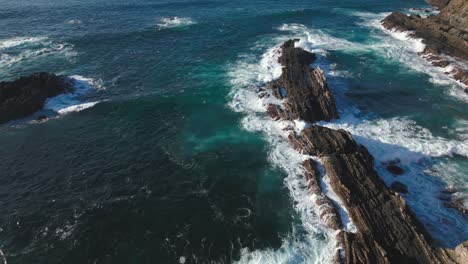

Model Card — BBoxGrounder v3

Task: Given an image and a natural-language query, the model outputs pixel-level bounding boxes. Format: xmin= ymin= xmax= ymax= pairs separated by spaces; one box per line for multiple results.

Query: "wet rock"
xmin=265 ymin=81 xmax=283 ymax=99
xmin=288 ymin=126 xmax=357 ymax=156
xmin=287 ymin=124 xmax=467 ymax=263
xmin=270 ymin=39 xmax=339 ymax=122
xmin=441 ymin=187 xmax=458 ymax=194
xmin=0 ymin=72 xmax=73 ymax=124
xmin=391 ymin=181 xmax=409 ymax=194
xmin=303 ymin=159 xmax=343 ymax=230
xmin=266 ymin=104 xmax=284 ymax=121
xmin=387 ymin=165 xmax=404 ymax=175
xmin=36 ymin=115 xmax=48 ymax=121
xmin=303 ymin=159 xmax=323 ymax=195
xmin=382 ymin=0 xmax=468 ymax=62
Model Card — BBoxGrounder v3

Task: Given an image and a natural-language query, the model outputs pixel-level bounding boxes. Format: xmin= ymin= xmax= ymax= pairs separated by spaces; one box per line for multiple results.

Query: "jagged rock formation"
xmin=266 ymin=39 xmax=339 ymax=122
xmin=291 ymin=125 xmax=466 ymax=263
xmin=260 ymin=40 xmax=467 ymax=263
xmin=0 ymin=72 xmax=73 ymax=124
xmin=381 ymin=0 xmax=468 ymax=86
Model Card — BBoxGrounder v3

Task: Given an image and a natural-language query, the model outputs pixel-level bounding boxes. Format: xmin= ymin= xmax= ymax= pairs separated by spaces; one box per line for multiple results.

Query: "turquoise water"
xmin=0 ymin=0 xmax=467 ymax=263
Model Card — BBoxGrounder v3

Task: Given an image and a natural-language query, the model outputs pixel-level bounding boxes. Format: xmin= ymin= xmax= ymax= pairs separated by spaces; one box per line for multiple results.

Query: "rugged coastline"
xmin=262 ymin=39 xmax=467 ymax=263
xmin=381 ymin=0 xmax=468 ymax=88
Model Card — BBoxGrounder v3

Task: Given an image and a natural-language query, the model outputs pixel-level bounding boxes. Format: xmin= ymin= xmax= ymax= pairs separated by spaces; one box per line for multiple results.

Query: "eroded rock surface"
xmin=382 ymin=0 xmax=468 ymax=86
xmin=0 ymin=72 xmax=73 ymax=124
xmin=290 ymin=125 xmax=466 ymax=263
xmin=266 ymin=39 xmax=339 ymax=123
xmin=263 ymin=40 xmax=467 ymax=263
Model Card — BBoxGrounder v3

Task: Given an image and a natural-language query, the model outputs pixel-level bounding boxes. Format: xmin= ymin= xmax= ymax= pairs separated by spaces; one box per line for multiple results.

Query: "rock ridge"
xmin=260 ymin=39 xmax=467 ymax=263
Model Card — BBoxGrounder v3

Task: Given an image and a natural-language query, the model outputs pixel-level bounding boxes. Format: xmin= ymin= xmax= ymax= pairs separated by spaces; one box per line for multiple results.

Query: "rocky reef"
xmin=261 ymin=40 xmax=467 ymax=263
xmin=0 ymin=72 xmax=73 ymax=124
xmin=381 ymin=0 xmax=468 ymax=87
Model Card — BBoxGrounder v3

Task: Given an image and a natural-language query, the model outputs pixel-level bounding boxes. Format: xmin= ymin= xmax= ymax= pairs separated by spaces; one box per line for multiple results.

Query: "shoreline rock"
xmin=262 ymin=40 xmax=467 ymax=263
xmin=381 ymin=0 xmax=468 ymax=87
xmin=0 ymin=72 xmax=73 ymax=124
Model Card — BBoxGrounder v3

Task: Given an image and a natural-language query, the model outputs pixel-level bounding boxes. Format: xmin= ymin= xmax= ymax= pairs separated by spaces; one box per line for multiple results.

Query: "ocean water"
xmin=0 ymin=0 xmax=467 ymax=263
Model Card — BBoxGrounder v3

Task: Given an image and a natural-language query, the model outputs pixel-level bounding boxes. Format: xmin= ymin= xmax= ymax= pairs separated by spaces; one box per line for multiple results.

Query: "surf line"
xmin=256 ymin=39 xmax=467 ymax=263
xmin=0 ymin=248 xmax=7 ymax=264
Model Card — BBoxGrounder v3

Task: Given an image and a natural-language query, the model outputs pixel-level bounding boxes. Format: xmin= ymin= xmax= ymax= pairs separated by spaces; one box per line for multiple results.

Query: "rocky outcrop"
xmin=261 ymin=40 xmax=467 ymax=263
xmin=381 ymin=0 xmax=468 ymax=86
xmin=290 ymin=125 xmax=465 ymax=263
xmin=303 ymin=159 xmax=343 ymax=231
xmin=266 ymin=39 xmax=339 ymax=123
xmin=0 ymin=72 xmax=73 ymax=124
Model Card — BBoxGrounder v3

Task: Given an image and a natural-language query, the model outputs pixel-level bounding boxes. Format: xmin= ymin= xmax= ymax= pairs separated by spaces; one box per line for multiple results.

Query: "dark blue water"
xmin=0 ymin=0 xmax=467 ymax=263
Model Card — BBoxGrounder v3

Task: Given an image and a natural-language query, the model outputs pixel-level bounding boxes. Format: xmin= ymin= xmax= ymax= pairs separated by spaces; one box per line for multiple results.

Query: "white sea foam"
xmin=67 ymin=19 xmax=82 ymax=25
xmin=0 ymin=36 xmax=47 ymax=50
xmin=44 ymin=75 xmax=103 ymax=115
xmin=0 ymin=37 xmax=76 ymax=70
xmin=278 ymin=24 xmax=360 ymax=56
xmin=229 ymin=41 xmax=342 ymax=263
xmin=235 ymin=227 xmax=337 ymax=264
xmin=157 ymin=17 xmax=195 ymax=29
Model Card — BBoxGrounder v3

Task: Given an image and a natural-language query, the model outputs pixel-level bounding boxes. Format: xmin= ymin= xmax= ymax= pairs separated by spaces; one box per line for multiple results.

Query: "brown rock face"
xmin=382 ymin=0 xmax=468 ymax=61
xmin=303 ymin=159 xmax=343 ymax=230
xmin=291 ymin=125 xmax=465 ymax=263
xmin=266 ymin=39 xmax=339 ymax=123
xmin=0 ymin=73 xmax=73 ymax=124
xmin=264 ymin=40 xmax=468 ymax=264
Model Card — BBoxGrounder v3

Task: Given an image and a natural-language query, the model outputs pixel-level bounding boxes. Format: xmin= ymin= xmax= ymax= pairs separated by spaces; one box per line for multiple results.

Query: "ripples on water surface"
xmin=0 ymin=0 xmax=466 ymax=263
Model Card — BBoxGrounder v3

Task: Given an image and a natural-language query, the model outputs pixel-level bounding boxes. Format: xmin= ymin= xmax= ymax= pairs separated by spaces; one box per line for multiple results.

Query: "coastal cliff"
xmin=381 ymin=0 xmax=468 ymax=86
xmin=263 ymin=39 xmax=467 ymax=263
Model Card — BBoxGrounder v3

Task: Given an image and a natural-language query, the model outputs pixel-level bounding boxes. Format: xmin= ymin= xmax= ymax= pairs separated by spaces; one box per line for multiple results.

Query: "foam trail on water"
xmin=0 ymin=37 xmax=48 ymax=50
xmin=44 ymin=75 xmax=103 ymax=116
xmin=157 ymin=17 xmax=196 ymax=30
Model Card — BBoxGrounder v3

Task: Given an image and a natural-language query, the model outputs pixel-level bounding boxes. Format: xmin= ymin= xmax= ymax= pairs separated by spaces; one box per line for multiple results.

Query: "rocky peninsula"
xmin=263 ymin=39 xmax=467 ymax=263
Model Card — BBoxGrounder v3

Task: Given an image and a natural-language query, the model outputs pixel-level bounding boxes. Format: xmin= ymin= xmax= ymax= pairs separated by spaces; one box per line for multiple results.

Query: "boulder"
xmin=267 ymin=39 xmax=339 ymax=122
xmin=0 ymin=72 xmax=73 ymax=124
xmin=387 ymin=165 xmax=404 ymax=175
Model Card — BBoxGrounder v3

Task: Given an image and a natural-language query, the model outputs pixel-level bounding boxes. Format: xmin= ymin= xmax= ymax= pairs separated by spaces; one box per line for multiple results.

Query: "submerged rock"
xmin=387 ymin=165 xmax=404 ymax=175
xmin=391 ymin=181 xmax=409 ymax=194
xmin=0 ymin=72 xmax=73 ymax=124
